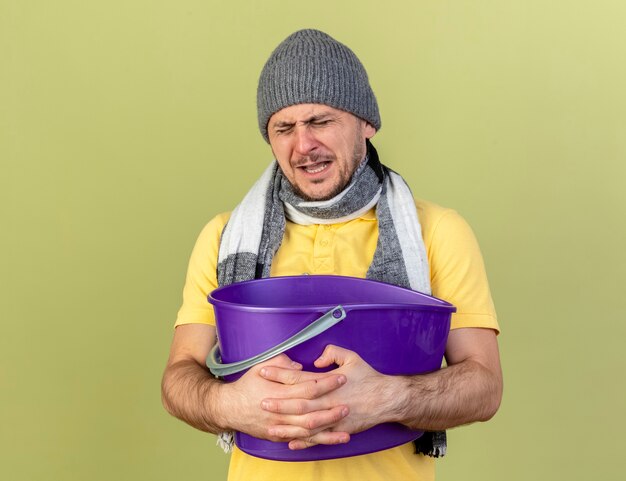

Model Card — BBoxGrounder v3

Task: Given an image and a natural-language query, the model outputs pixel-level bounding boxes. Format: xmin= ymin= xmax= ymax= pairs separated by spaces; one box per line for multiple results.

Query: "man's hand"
xmin=259 ymin=345 xmax=394 ymax=450
xmin=161 ymin=324 xmax=351 ymax=445
xmin=219 ymin=353 xmax=351 ymax=445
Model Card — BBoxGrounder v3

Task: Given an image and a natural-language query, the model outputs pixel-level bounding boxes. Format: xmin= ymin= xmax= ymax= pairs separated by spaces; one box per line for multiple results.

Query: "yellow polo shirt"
xmin=175 ymin=198 xmax=499 ymax=481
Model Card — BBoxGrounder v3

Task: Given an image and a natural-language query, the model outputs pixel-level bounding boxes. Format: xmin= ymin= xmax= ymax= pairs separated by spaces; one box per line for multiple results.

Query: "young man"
xmin=162 ymin=29 xmax=502 ymax=481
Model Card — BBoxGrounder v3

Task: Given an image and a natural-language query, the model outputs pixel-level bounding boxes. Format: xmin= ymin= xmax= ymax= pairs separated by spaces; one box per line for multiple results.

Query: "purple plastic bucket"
xmin=207 ymin=275 xmax=455 ymax=461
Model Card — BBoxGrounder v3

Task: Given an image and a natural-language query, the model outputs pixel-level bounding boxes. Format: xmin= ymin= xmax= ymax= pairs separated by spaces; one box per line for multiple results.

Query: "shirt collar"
xmin=358 ymin=207 xmax=377 ymax=221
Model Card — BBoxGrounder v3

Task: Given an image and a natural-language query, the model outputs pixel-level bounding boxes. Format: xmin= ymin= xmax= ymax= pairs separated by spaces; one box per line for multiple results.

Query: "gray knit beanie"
xmin=257 ymin=29 xmax=381 ymax=142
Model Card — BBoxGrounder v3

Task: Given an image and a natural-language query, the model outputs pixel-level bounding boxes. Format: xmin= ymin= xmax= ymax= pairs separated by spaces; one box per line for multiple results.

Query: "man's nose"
xmin=293 ymin=126 xmax=318 ymax=156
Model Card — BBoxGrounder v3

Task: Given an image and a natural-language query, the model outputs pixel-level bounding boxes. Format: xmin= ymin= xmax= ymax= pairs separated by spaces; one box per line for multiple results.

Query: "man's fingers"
xmin=259 ymin=353 xmax=302 ymax=371
xmin=262 ymin=394 xmax=349 ymax=420
xmin=259 ymin=366 xmax=321 ymax=385
xmin=288 ymin=431 xmax=351 ymax=450
xmin=260 ymin=368 xmax=346 ymax=398
xmin=264 ymin=405 xmax=349 ymax=441
xmin=314 ymin=344 xmax=356 ymax=369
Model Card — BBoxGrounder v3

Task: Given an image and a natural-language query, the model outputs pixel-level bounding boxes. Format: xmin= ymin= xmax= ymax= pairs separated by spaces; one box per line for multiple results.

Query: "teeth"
xmin=305 ymin=162 xmax=329 ymax=174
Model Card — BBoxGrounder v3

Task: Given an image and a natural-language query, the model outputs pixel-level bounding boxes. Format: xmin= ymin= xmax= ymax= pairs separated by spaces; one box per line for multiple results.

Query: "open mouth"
xmin=300 ymin=161 xmax=331 ymax=174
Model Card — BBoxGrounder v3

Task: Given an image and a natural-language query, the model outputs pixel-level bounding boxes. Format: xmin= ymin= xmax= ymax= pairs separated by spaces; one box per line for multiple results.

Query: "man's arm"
xmin=161 ymin=324 xmax=225 ymax=433
xmin=161 ymin=323 xmax=352 ymax=443
xmin=259 ymin=327 xmax=502 ymax=449
xmin=389 ymin=327 xmax=502 ymax=429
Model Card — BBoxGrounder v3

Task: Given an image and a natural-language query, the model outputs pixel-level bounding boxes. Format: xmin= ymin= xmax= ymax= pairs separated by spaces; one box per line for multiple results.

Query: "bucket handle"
xmin=206 ymin=306 xmax=346 ymax=377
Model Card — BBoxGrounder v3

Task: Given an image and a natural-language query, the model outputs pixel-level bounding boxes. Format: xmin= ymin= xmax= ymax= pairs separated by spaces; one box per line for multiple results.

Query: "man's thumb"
xmin=314 ymin=344 xmax=351 ymax=368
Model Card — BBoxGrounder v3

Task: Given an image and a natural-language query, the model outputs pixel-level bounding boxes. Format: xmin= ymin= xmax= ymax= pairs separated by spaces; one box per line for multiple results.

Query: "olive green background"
xmin=2 ymin=1 xmax=625 ymax=480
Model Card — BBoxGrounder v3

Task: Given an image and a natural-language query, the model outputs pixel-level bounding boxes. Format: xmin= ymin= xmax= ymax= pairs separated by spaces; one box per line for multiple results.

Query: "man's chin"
xmin=291 ymin=178 xmax=349 ymax=202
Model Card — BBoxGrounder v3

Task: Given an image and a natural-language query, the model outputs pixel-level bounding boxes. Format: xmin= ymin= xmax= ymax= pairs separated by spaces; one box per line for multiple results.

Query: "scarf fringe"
xmin=217 ymin=432 xmax=235 ymax=453
xmin=414 ymin=431 xmax=447 ymax=458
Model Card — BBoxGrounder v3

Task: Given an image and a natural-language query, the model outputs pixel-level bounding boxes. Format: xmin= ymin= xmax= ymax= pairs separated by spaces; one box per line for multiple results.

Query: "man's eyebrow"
xmin=272 ymin=112 xmax=338 ymax=128
xmin=305 ymin=113 xmax=336 ymax=123
xmin=272 ymin=120 xmax=296 ymax=128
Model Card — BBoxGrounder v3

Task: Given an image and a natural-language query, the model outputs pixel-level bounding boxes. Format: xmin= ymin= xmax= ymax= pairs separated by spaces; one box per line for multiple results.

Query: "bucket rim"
xmin=208 ymin=275 xmax=456 ymax=313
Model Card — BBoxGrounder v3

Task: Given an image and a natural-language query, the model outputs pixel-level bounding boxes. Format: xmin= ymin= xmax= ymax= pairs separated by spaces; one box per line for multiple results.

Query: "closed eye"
xmin=311 ymin=119 xmax=332 ymax=127
xmin=274 ymin=124 xmax=294 ymax=135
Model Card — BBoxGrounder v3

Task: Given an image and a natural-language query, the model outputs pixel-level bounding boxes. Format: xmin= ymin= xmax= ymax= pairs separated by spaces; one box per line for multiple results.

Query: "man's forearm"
xmin=389 ymin=359 xmax=502 ymax=431
xmin=161 ymin=359 xmax=226 ymax=434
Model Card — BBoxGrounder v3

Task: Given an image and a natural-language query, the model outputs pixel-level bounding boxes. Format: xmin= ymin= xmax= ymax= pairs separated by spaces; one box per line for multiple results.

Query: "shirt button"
xmin=320 ymin=239 xmax=329 ymax=246
xmin=324 ymin=225 xmax=332 ymax=230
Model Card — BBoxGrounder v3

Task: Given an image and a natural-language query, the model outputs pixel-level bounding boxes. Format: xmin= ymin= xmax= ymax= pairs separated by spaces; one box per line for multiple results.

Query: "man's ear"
xmin=363 ymin=121 xmax=376 ymax=139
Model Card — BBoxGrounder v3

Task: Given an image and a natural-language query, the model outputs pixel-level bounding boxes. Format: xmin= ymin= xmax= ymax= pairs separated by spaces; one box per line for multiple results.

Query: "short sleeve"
xmin=418 ymin=201 xmax=499 ymax=333
xmin=174 ymin=212 xmax=230 ymax=327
